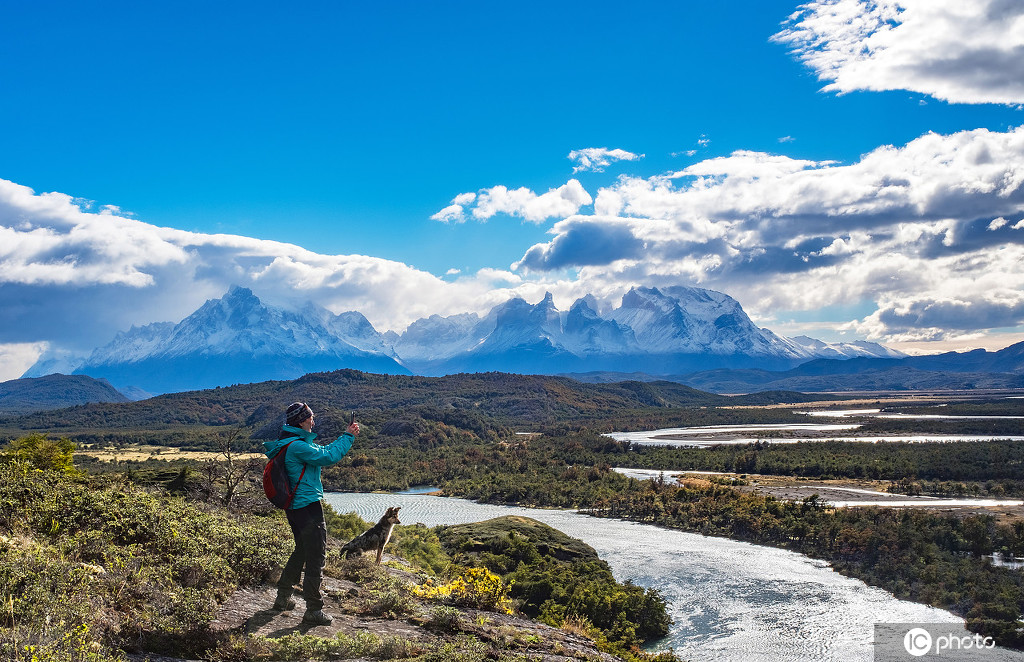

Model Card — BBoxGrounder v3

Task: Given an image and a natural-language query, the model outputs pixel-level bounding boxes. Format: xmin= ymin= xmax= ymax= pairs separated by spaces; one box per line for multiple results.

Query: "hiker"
xmin=264 ymin=402 xmax=358 ymax=625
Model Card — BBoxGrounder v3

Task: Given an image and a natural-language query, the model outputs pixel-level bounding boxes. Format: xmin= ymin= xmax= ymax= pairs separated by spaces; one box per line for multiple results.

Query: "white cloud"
xmin=430 ymin=203 xmax=466 ymax=223
xmin=568 ymin=147 xmax=644 ymax=173
xmin=467 ymin=179 xmax=593 ymax=223
xmin=0 ymin=342 xmax=49 ymax=382
xmin=512 ymin=126 xmax=1024 ymax=342
xmin=773 ymin=0 xmax=1024 ymax=105
xmin=430 ymin=192 xmax=479 ymax=223
xmin=430 ymin=180 xmax=593 ymax=225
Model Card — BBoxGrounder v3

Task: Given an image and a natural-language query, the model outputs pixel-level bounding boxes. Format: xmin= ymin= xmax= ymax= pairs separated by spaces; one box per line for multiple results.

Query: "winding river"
xmin=604 ymin=422 xmax=1024 ymax=447
xmin=324 ymin=491 xmax=1024 ymax=661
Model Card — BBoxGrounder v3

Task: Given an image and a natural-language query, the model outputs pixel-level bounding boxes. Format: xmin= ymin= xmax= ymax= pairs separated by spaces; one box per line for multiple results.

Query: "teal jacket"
xmin=263 ymin=425 xmax=354 ymax=510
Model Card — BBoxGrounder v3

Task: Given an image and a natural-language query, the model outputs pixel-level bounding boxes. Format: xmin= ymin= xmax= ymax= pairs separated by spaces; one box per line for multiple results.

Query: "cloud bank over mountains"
xmin=0 ymin=177 xmax=530 ymax=355
xmin=773 ymin=0 xmax=1024 ymax=105
xmin=3 ymin=122 xmax=1023 ymax=377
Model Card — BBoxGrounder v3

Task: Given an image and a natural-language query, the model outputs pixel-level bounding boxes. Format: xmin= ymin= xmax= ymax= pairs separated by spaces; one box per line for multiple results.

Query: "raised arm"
xmin=290 ymin=432 xmax=354 ymax=466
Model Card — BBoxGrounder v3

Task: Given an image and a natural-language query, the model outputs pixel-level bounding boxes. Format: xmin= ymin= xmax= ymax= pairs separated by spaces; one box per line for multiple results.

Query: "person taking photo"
xmin=263 ymin=402 xmax=358 ymax=625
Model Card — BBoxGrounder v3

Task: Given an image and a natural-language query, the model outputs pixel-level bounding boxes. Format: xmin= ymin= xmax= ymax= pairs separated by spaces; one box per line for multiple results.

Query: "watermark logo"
xmin=875 ymin=623 xmax=999 ymax=660
xmin=904 ymin=627 xmax=933 ymax=657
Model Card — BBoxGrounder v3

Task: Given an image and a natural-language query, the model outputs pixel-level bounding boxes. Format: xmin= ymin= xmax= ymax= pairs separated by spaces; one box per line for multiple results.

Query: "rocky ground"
xmin=134 ymin=552 xmax=622 ymax=662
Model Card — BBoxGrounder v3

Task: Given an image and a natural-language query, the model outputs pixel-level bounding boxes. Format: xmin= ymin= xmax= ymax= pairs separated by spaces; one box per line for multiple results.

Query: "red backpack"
xmin=263 ymin=438 xmax=307 ymax=509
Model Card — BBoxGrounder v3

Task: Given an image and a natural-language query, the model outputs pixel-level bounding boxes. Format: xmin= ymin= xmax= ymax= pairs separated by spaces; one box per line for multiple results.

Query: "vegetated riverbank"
xmin=583 ymin=485 xmax=1024 ymax=647
xmin=0 ymin=435 xmax=674 ymax=662
xmin=311 ymin=428 xmax=1024 ymax=650
xmin=328 ymin=490 xmax=985 ymax=661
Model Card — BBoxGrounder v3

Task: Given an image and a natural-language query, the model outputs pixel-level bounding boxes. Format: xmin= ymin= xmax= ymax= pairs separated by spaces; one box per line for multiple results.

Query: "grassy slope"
xmin=0 ymin=458 xmax=674 ymax=662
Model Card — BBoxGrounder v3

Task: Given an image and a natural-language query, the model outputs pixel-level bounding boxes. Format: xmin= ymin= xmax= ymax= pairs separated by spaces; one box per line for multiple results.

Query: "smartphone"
xmin=348 ymin=412 xmax=355 ymax=425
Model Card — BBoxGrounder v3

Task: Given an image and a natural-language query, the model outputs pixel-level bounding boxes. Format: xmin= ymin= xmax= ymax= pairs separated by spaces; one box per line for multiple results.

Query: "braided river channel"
xmin=325 ymin=491 xmax=1024 ymax=661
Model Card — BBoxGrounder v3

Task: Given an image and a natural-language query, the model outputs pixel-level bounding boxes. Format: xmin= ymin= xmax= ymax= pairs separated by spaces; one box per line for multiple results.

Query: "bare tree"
xmin=203 ymin=425 xmax=264 ymax=506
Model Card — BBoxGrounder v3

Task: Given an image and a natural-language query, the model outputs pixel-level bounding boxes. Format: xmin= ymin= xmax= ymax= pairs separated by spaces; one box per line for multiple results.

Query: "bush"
xmin=1 ymin=433 xmax=76 ymax=473
xmin=414 ymin=567 xmax=514 ymax=614
xmin=429 ymin=605 xmax=463 ymax=631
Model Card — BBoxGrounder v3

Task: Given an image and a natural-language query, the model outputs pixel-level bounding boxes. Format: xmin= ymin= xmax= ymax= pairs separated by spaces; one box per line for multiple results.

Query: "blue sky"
xmin=2 ymin=0 xmax=1024 ymax=378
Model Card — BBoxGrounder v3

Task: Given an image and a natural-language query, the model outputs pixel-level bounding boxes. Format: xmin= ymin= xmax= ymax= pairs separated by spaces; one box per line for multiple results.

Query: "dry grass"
xmin=75 ymin=445 xmax=265 ymax=463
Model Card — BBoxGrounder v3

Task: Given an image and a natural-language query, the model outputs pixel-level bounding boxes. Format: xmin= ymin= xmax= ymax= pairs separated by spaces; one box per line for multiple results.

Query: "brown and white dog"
xmin=340 ymin=506 xmax=401 ymax=565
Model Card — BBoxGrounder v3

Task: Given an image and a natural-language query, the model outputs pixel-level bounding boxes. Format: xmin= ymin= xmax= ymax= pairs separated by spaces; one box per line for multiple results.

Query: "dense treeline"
xmin=317 ymin=429 xmax=1024 ymax=496
xmin=546 ymin=434 xmax=1024 ymax=483
xmin=0 ymin=369 xmax=832 ymax=446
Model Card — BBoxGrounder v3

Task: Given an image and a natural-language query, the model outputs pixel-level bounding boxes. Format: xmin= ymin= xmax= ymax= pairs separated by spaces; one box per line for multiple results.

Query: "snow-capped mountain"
xmin=785 ymin=335 xmax=906 ymax=360
xmin=68 ymin=286 xmax=409 ymax=394
xmin=393 ymin=286 xmax=902 ymax=376
xmin=28 ymin=284 xmax=904 ymax=394
xmin=387 ymin=312 xmax=494 ymax=363
xmin=609 ymin=286 xmax=794 ymax=358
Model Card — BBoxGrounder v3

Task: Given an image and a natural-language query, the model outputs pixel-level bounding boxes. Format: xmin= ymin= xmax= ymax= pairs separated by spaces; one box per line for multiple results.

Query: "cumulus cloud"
xmin=517 ymin=216 xmax=649 ymax=270
xmin=429 ymin=192 xmax=478 ymax=223
xmin=512 ymin=126 xmax=1024 ymax=342
xmin=568 ymin=148 xmax=645 ymax=173
xmin=433 ymin=179 xmax=593 ymax=224
xmin=430 ymin=203 xmax=466 ymax=223
xmin=773 ymin=0 xmax=1024 ymax=105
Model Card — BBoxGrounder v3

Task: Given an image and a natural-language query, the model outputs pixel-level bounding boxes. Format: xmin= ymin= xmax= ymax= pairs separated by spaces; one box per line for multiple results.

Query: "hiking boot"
xmin=302 ymin=609 xmax=333 ymax=626
xmin=271 ymin=590 xmax=296 ymax=611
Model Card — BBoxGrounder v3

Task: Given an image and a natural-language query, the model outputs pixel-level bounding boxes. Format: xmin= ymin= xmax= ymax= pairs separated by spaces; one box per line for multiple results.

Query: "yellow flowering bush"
xmin=413 ymin=566 xmax=514 ymax=614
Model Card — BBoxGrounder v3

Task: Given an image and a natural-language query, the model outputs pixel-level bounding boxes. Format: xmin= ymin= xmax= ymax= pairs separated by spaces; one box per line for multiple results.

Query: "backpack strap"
xmin=277 ymin=437 xmax=309 ymax=504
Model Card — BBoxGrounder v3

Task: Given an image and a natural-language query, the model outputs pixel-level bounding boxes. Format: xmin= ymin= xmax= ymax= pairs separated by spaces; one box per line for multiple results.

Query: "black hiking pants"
xmin=279 ymin=500 xmax=327 ymax=610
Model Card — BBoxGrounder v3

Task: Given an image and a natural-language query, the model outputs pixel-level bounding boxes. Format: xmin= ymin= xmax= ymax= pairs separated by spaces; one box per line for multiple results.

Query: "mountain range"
xmin=386 ymin=285 xmax=901 ymax=374
xmin=569 ymin=340 xmax=1024 ymax=392
xmin=25 ymin=285 xmax=902 ymax=396
xmin=59 ymin=286 xmax=409 ymax=394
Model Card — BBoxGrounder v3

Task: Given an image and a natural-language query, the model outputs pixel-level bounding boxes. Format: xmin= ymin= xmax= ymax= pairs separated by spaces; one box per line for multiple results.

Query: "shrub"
xmin=393 ymin=523 xmax=450 ymax=575
xmin=429 ymin=605 xmax=463 ymax=631
xmin=1 ymin=433 xmax=76 ymax=474
xmin=414 ymin=567 xmax=514 ymax=614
